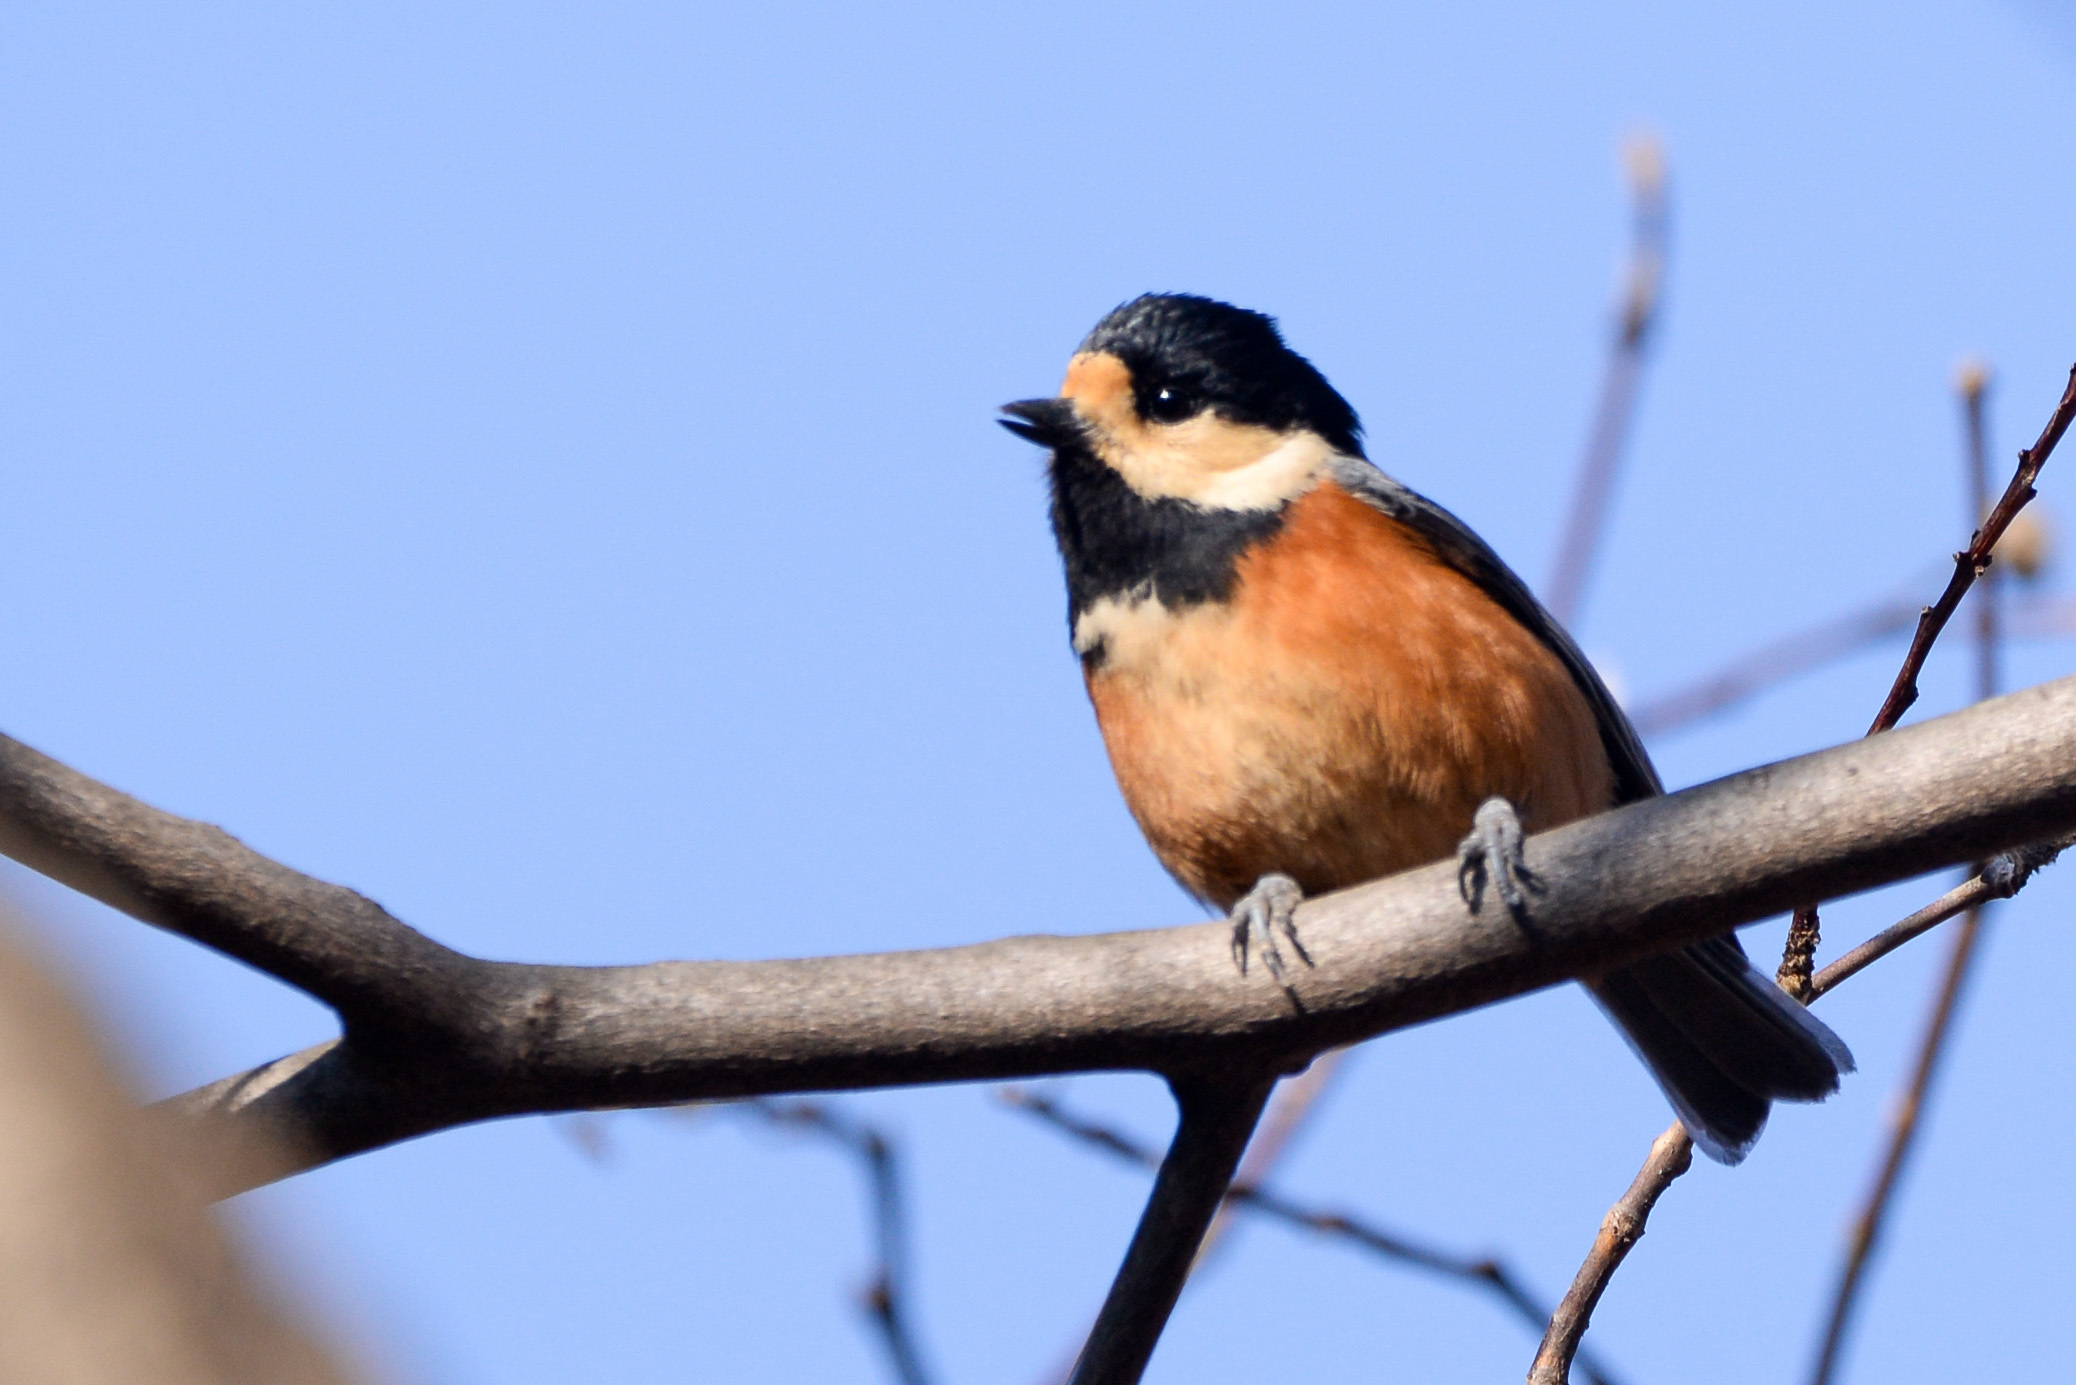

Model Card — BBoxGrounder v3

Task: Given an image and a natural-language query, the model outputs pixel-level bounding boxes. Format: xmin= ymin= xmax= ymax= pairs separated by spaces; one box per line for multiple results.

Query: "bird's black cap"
xmin=1101 ymin=295 xmax=1363 ymax=455
xmin=1000 ymin=295 xmax=1364 ymax=458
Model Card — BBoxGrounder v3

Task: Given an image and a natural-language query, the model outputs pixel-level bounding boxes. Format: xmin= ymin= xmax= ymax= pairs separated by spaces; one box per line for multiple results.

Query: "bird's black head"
xmin=1000 ymin=294 xmax=1363 ymax=515
xmin=999 ymin=295 xmax=1364 ymax=643
xmin=1074 ymin=294 xmax=1362 ymax=457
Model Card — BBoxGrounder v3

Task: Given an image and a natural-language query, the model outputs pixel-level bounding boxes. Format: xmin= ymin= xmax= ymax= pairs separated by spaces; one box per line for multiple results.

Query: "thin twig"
xmin=743 ymin=1100 xmax=934 ymax=1385
xmin=1629 ymin=577 xmax=2072 ymax=743
xmin=1866 ymin=362 xmax=2076 ymax=735
xmin=1808 ymin=361 xmax=2003 ymax=1385
xmin=1808 ymin=839 xmax=2069 ymax=1000
xmin=1777 ymin=363 xmax=2076 ymax=1021
xmin=1546 ymin=133 xmax=1670 ymax=624
xmin=1526 ymin=834 xmax=2068 ymax=1383
xmin=1000 ymin=1088 xmax=1628 ymax=1385
xmin=1528 ymin=1124 xmax=1691 ymax=1385
xmin=1536 ymin=365 xmax=2076 ymax=1383
xmin=1807 ymin=922 xmax=1978 ymax=1385
xmin=1066 ymin=1076 xmax=1275 ymax=1385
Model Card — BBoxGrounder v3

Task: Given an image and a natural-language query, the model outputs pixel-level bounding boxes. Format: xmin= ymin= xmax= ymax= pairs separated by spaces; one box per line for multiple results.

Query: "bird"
xmin=999 ymin=292 xmax=1851 ymax=1164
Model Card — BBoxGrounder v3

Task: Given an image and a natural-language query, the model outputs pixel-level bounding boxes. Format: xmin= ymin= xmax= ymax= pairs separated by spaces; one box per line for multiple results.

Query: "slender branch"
xmin=1809 ymin=838 xmax=2066 ymax=998
xmin=1628 ymin=582 xmax=2076 ymax=742
xmin=1528 ymin=1124 xmax=1692 ymax=1385
xmin=744 ymin=1100 xmax=934 ymax=1385
xmin=1808 ymin=920 xmax=1979 ymax=1385
xmin=1067 ymin=1076 xmax=1274 ymax=1385
xmin=1001 ymin=1088 xmax=1628 ymax=1385
xmin=1546 ymin=133 xmax=1670 ymax=625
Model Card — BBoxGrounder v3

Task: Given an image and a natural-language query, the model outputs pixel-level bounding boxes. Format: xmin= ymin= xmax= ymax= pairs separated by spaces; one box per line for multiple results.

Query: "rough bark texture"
xmin=5 ymin=674 xmax=2076 ymax=1193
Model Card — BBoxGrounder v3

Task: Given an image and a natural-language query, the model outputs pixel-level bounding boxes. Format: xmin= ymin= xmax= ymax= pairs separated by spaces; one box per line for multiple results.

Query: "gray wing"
xmin=1326 ymin=453 xmax=1662 ymax=804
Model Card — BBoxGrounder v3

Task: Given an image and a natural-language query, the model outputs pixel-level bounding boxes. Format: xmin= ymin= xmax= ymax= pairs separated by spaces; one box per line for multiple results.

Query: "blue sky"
xmin=4 ymin=3 xmax=2075 ymax=1382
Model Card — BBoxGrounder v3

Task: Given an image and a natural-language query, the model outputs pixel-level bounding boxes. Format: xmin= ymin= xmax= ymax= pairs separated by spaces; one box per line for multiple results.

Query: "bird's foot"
xmin=1457 ymin=796 xmax=1540 ymax=922
xmin=1229 ymin=872 xmax=1311 ymax=981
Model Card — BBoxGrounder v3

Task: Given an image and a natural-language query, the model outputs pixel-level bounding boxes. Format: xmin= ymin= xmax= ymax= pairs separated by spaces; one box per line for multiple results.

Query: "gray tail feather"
xmin=1590 ymin=935 xmax=1855 ymax=1165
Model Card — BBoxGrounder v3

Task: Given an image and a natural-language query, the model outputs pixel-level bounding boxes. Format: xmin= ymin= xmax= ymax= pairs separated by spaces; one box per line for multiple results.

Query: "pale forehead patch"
xmin=1059 ymin=351 xmax=1332 ymax=511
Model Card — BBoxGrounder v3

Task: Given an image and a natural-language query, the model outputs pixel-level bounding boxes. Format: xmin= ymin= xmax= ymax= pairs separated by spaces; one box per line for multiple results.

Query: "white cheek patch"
xmin=1100 ymin=426 xmax=1334 ymax=512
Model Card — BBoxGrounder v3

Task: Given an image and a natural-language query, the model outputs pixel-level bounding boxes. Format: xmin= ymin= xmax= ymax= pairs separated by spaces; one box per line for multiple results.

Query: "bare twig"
xmin=1537 ymin=365 xmax=2076 ymax=1384
xmin=1546 ymin=134 xmax=1671 ymax=625
xmin=1809 ymin=838 xmax=2068 ymax=999
xmin=1523 ymin=833 xmax=2067 ymax=1384
xmin=1629 ymin=580 xmax=2076 ymax=742
xmin=1867 ymin=362 xmax=2076 ymax=735
xmin=1067 ymin=1076 xmax=1274 ymax=1385
xmin=1807 ymin=924 xmax=1977 ymax=1385
xmin=1808 ymin=361 xmax=2004 ymax=1385
xmin=744 ymin=1100 xmax=934 ymax=1385
xmin=1528 ymin=1124 xmax=1692 ymax=1385
xmin=1778 ymin=364 xmax=2076 ymax=1017
xmin=1001 ymin=1088 xmax=1628 ymax=1385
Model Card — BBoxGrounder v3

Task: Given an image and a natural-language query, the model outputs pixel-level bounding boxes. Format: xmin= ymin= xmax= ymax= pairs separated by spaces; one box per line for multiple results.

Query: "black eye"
xmin=1141 ymin=383 xmax=1199 ymax=425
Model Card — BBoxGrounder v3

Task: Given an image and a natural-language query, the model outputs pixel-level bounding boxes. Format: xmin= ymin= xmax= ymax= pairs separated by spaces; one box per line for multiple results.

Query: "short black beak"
xmin=998 ymin=397 xmax=1078 ymax=448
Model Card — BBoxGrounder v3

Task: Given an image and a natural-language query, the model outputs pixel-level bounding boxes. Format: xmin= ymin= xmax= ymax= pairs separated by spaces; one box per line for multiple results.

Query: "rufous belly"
xmin=1082 ymin=482 xmax=1614 ymax=910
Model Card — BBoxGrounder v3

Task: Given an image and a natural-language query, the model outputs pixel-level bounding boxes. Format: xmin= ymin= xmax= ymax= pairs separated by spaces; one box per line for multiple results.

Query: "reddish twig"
xmin=999 ymin=1089 xmax=1628 ymax=1385
xmin=1546 ymin=134 xmax=1670 ymax=625
xmin=1779 ymin=363 xmax=2075 ymax=1013
xmin=746 ymin=1100 xmax=935 ymax=1385
xmin=1866 ymin=362 xmax=2076 ymax=735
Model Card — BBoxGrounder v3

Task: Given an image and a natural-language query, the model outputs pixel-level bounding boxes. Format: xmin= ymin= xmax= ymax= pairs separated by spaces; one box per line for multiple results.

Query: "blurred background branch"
xmin=1545 ymin=132 xmax=1670 ymax=625
xmin=999 ymin=1086 xmax=1629 ymax=1385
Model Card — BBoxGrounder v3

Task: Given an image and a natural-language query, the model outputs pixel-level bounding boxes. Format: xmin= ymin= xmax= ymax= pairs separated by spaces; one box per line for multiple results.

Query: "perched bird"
xmin=1000 ymin=293 xmax=1851 ymax=1163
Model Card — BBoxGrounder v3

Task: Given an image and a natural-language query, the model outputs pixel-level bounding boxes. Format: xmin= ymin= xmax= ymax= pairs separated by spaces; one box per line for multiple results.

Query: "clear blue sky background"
xmin=4 ymin=3 xmax=2075 ymax=1382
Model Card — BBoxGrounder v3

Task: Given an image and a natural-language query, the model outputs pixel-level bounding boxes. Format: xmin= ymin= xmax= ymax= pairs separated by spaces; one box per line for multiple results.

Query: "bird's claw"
xmin=1229 ymin=872 xmax=1311 ymax=981
xmin=1457 ymin=796 xmax=1539 ymax=922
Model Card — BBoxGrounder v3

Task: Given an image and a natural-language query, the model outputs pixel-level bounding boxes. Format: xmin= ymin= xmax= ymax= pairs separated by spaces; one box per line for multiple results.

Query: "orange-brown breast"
xmin=1083 ymin=480 xmax=1616 ymax=910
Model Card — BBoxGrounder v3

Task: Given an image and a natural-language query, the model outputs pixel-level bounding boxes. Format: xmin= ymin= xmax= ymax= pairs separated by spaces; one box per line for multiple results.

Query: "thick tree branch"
xmin=0 ymin=676 xmax=2073 ymax=1193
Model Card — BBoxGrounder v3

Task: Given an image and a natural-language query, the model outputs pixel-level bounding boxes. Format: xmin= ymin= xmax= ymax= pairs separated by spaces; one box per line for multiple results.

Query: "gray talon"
xmin=1457 ymin=796 xmax=1538 ymax=921
xmin=1229 ymin=872 xmax=1310 ymax=980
